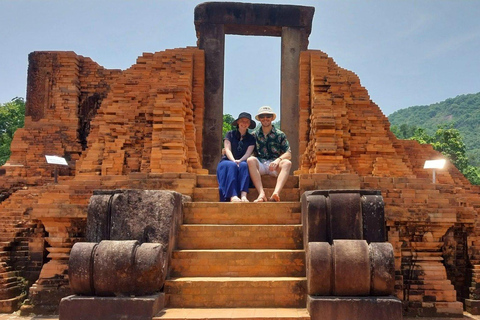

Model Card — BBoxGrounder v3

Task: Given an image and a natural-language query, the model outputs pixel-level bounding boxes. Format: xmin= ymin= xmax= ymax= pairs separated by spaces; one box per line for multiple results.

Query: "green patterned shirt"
xmin=254 ymin=126 xmax=290 ymax=161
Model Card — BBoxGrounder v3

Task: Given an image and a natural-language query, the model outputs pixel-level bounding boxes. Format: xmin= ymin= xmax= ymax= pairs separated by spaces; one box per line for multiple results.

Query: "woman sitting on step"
xmin=217 ymin=112 xmax=256 ymax=202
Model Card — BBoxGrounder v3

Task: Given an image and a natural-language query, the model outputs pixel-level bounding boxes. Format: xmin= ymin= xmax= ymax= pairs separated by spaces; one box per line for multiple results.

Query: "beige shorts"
xmin=256 ymin=158 xmax=279 ymax=177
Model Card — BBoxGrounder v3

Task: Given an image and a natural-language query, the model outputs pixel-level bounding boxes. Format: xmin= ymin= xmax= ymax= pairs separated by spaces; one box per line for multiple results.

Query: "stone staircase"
xmin=156 ymin=174 xmax=309 ymax=320
xmin=0 ymin=217 xmax=38 ymax=312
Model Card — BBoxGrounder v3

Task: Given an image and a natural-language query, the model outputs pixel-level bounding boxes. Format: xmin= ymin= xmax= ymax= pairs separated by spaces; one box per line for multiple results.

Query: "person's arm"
xmin=268 ymin=132 xmax=291 ymax=171
xmin=277 ymin=150 xmax=291 ymax=161
xmin=270 ymin=149 xmax=291 ymax=167
xmin=276 ymin=133 xmax=291 ymax=162
xmin=224 ymin=139 xmax=236 ymax=162
xmin=237 ymin=145 xmax=255 ymax=162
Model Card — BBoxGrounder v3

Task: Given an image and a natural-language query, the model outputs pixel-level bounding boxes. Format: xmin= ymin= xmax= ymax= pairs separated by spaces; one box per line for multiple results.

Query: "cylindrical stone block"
xmin=69 ymin=242 xmax=98 ymax=295
xmin=307 ymin=242 xmax=332 ymax=295
xmin=306 ymin=240 xmax=395 ymax=297
xmin=369 ymin=242 xmax=395 ymax=295
xmin=361 ymin=195 xmax=386 ymax=242
xmin=134 ymin=242 xmax=167 ymax=295
xmin=69 ymin=240 xmax=165 ymax=296
xmin=302 ymin=193 xmax=327 ymax=245
xmin=93 ymin=240 xmax=139 ymax=296
xmin=328 ymin=193 xmax=363 ymax=240
xmin=333 ymin=240 xmax=370 ymax=296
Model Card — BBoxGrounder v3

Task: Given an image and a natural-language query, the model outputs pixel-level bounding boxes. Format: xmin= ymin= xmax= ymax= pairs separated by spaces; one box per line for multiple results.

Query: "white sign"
xmin=423 ymin=159 xmax=446 ymax=169
xmin=45 ymin=155 xmax=69 ymax=166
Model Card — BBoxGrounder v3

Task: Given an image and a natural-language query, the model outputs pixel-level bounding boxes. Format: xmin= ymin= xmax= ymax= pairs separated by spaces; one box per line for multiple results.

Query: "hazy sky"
xmin=1 ymin=0 xmax=479 ymax=119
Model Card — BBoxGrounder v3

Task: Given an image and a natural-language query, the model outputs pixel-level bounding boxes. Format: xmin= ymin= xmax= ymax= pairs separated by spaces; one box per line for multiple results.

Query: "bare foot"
xmin=231 ymin=196 xmax=242 ymax=202
xmin=254 ymin=194 xmax=267 ymax=202
xmin=269 ymin=194 xmax=280 ymax=202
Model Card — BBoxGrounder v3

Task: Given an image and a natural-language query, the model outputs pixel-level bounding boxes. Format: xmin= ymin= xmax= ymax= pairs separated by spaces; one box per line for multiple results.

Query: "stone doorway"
xmin=194 ymin=2 xmax=314 ymax=173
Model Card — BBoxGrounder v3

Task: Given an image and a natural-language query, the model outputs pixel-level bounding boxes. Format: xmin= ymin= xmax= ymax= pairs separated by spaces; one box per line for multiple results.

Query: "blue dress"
xmin=216 ymin=130 xmax=256 ymax=202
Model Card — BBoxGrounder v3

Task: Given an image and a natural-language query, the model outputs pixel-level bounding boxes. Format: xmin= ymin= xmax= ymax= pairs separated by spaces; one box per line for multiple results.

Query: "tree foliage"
xmin=222 ymin=114 xmax=235 ymax=138
xmin=389 ymin=92 xmax=480 ymax=166
xmin=405 ymin=125 xmax=480 ymax=185
xmin=0 ymin=97 xmax=25 ymax=165
xmin=391 ymin=124 xmax=418 ymax=139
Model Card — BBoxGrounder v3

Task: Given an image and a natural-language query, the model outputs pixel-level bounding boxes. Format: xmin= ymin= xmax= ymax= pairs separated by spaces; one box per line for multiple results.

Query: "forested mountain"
xmin=388 ymin=92 xmax=480 ymax=166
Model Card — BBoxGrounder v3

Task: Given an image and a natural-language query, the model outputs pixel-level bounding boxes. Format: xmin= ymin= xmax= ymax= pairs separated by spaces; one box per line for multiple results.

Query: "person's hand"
xmin=234 ymin=160 xmax=241 ymax=166
xmin=269 ymin=158 xmax=280 ymax=171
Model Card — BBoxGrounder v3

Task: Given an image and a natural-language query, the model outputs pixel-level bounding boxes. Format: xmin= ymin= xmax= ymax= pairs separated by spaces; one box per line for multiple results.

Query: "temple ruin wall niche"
xmin=3 ymin=52 xmax=122 ymax=183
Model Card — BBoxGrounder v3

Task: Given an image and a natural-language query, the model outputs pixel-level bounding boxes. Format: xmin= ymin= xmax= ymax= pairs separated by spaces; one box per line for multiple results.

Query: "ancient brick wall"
xmin=0 ymin=44 xmax=479 ymax=317
xmin=0 ymin=48 xmax=206 ymax=313
xmin=298 ymin=50 xmax=415 ymax=177
xmin=1 ymin=52 xmax=122 ymax=188
xmin=75 ymin=48 xmax=206 ymax=176
xmin=297 ymin=49 xmax=480 ymax=317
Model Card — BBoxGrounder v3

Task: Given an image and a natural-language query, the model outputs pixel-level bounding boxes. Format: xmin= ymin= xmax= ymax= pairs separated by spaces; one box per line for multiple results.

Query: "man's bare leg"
xmin=247 ymin=157 xmax=267 ymax=202
xmin=270 ymin=159 xmax=292 ymax=201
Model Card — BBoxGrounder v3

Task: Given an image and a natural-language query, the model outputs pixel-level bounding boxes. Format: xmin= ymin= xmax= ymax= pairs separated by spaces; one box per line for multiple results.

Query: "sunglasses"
xmin=258 ymin=114 xmax=273 ymax=119
xmin=237 ymin=140 xmax=244 ymax=152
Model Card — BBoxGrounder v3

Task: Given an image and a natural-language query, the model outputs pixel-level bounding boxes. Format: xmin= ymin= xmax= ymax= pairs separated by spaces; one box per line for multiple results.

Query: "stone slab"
xmin=194 ymin=2 xmax=315 ymax=36
xmin=59 ymin=293 xmax=164 ymax=320
xmin=307 ymin=295 xmax=402 ymax=320
xmin=466 ymin=299 xmax=480 ymax=315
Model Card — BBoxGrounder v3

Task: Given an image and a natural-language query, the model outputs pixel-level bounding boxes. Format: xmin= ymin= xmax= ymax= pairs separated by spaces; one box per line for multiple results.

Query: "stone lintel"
xmin=195 ymin=2 xmax=315 ymax=36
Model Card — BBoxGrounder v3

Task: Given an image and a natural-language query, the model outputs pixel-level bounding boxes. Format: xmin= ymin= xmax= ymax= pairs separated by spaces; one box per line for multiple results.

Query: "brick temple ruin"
xmin=1 ymin=2 xmax=480 ymax=319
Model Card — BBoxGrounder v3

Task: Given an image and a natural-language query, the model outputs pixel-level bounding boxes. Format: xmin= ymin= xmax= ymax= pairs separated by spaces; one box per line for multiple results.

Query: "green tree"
xmin=388 ymin=91 xmax=480 ymax=167
xmin=409 ymin=125 xmax=480 ymax=185
xmin=462 ymin=166 xmax=480 ymax=185
xmin=222 ymin=114 xmax=235 ymax=138
xmin=429 ymin=125 xmax=469 ymax=172
xmin=391 ymin=124 xmax=418 ymax=139
xmin=0 ymin=97 xmax=25 ymax=165
xmin=410 ymin=128 xmax=432 ymax=144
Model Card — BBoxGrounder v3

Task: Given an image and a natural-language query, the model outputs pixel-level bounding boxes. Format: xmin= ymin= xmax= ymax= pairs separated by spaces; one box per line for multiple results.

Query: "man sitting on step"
xmin=247 ymin=106 xmax=292 ymax=202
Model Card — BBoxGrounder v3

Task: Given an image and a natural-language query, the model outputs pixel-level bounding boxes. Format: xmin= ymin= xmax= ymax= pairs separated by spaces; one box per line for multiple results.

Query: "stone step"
xmin=154 ymin=307 xmax=310 ymax=320
xmin=0 ymin=217 xmax=21 ymax=222
xmin=193 ymin=188 xmax=300 ymax=202
xmin=177 ymin=225 xmax=303 ymax=250
xmin=0 ymin=237 xmax=29 ymax=242
xmin=196 ymin=175 xmax=299 ymax=189
xmin=183 ymin=202 xmax=301 ymax=225
xmin=0 ymin=241 xmax=12 ymax=249
xmin=165 ymin=277 xmax=306 ymax=308
xmin=0 ymin=285 xmax=24 ymax=300
xmin=0 ymin=276 xmax=20 ymax=286
xmin=0 ymin=292 xmax=27 ymax=313
xmin=0 ymin=228 xmax=25 ymax=234
xmin=0 ymin=271 xmax=20 ymax=279
xmin=11 ymin=246 xmax=29 ymax=252
xmin=0 ymin=281 xmax=22 ymax=290
xmin=170 ymin=249 xmax=305 ymax=277
xmin=0 ymin=232 xmax=19 ymax=239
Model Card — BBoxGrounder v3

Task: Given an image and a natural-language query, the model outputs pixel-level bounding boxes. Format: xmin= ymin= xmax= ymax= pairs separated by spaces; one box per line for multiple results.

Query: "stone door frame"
xmin=195 ymin=2 xmax=314 ymax=173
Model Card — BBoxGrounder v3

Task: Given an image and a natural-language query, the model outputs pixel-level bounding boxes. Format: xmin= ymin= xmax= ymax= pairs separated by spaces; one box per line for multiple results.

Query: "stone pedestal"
xmin=21 ymin=217 xmax=85 ymax=314
xmin=308 ymin=295 xmax=402 ymax=320
xmin=466 ymin=299 xmax=480 ymax=315
xmin=59 ymin=293 xmax=164 ymax=320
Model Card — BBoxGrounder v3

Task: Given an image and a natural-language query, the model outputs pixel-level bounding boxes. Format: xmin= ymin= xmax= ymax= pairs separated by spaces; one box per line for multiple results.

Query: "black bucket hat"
xmin=232 ymin=112 xmax=256 ymax=129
